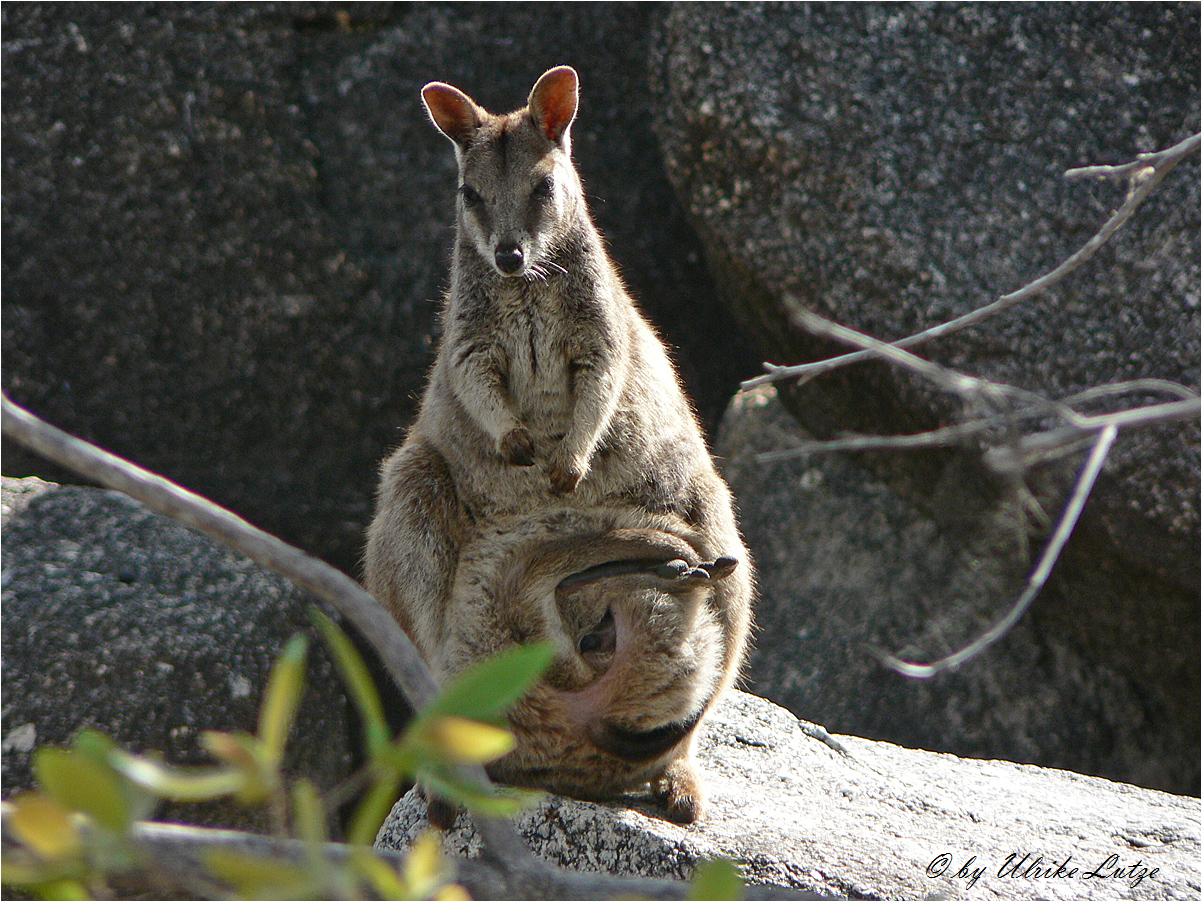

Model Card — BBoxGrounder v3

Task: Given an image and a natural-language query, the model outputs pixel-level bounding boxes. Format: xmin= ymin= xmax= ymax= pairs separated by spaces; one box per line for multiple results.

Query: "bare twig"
xmin=757 ymin=382 xmax=1199 ymax=463
xmin=868 ymin=425 xmax=1119 ymax=678
xmin=781 ymin=306 xmax=1065 ymax=415
xmin=983 ymin=397 xmax=1200 ymax=474
xmin=741 ymin=132 xmax=1201 ymax=391
xmin=1063 ymin=131 xmax=1202 ymax=182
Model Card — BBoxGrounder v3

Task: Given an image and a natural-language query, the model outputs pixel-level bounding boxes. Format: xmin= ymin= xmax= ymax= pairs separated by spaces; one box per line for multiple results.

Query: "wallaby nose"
xmin=494 ymin=241 xmax=524 ymax=275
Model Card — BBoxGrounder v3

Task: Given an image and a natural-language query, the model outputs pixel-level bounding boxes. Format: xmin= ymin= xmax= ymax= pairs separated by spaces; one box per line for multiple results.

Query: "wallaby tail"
xmin=496 ymin=527 xmax=737 ymax=612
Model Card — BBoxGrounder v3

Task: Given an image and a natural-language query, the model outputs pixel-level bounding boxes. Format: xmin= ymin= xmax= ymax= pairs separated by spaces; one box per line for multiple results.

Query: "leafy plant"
xmin=1 ymin=612 xmax=555 ymax=900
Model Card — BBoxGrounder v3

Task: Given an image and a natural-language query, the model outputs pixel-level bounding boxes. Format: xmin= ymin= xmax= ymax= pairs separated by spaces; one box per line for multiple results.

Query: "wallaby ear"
xmin=422 ymin=82 xmax=482 ymax=148
xmin=527 ymin=66 xmax=578 ymax=145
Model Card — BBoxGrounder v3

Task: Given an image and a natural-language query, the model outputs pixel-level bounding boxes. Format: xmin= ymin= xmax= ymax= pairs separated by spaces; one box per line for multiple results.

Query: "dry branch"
xmin=739 ymin=133 xmax=1200 ymax=678
xmin=866 ymin=425 xmax=1119 ymax=678
xmin=756 ymin=378 xmax=1199 ymax=463
xmin=741 ymin=132 xmax=1201 ymax=392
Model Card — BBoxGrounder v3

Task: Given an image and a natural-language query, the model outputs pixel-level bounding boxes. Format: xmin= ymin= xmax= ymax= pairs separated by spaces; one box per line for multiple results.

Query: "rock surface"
xmin=651 ymin=3 xmax=1200 ymax=793
xmin=716 ymin=386 xmax=1187 ymax=795
xmin=0 ymin=4 xmax=757 ymax=576
xmin=1 ymin=478 xmax=355 ymax=833
xmin=378 ymin=690 xmax=1202 ymax=900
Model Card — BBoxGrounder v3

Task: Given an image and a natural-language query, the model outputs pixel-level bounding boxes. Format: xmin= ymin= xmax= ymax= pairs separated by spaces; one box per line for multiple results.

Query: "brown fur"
xmin=440 ymin=508 xmax=732 ymax=823
xmin=363 ymin=68 xmax=754 ymax=823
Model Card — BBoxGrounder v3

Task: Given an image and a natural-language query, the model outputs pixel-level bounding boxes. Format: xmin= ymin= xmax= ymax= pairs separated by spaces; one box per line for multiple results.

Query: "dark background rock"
xmin=718 ymin=388 xmax=1193 ymax=795
xmin=1 ymin=480 xmax=355 ymax=833
xmin=651 ymin=3 xmax=1199 ymax=794
xmin=1 ymin=3 xmax=758 ymax=577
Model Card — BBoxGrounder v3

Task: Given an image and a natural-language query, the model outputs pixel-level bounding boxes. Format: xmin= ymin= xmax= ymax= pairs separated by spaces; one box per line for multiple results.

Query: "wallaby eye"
xmin=532 ymin=176 xmax=554 ymax=200
xmin=459 ymin=184 xmax=483 ymax=207
xmin=578 ymin=608 xmax=616 ymax=657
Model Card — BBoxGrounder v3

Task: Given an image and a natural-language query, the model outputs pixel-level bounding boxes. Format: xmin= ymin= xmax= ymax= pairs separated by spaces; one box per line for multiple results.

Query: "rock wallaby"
xmin=364 ymin=66 xmax=753 ymax=823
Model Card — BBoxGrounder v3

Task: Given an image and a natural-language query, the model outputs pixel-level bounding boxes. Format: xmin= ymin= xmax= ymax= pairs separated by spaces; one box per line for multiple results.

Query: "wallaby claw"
xmin=548 ymin=461 xmax=583 ymax=494
xmin=653 ymin=556 xmax=738 ymax=586
xmin=499 ymin=427 xmax=537 ymax=467
xmin=652 ymin=559 xmax=692 ymax=580
xmin=702 ymin=556 xmax=738 ymax=580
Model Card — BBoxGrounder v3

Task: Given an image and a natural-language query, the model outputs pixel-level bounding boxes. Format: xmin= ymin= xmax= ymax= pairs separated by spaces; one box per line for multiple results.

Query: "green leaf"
xmin=34 ymin=746 xmax=131 ymax=833
xmin=419 ymin=716 xmax=515 ymax=765
xmin=689 ymin=858 xmax=745 ymax=901
xmin=421 ymin=641 xmax=556 ymax=724
xmin=376 ymin=742 xmax=420 ymax=779
xmin=402 ymin=829 xmax=452 ymax=900
xmin=6 ymin=793 xmax=82 ymax=861
xmin=351 ymin=847 xmax=410 ymax=901
xmin=0 ymin=851 xmax=87 ymax=892
xmin=258 ymin=634 xmax=310 ymax=767
xmin=291 ymin=779 xmax=328 ymax=847
xmin=204 ymin=848 xmax=320 ymax=900
xmin=107 ymin=749 xmax=246 ymax=802
xmin=418 ymin=769 xmax=540 ymax=819
xmin=72 ymin=731 xmax=158 ymax=823
xmin=35 ymin=878 xmax=90 ymax=900
xmin=309 ymin=607 xmax=392 ymax=757
xmin=200 ymin=730 xmax=258 ymax=769
xmin=199 ymin=731 xmax=273 ymax=803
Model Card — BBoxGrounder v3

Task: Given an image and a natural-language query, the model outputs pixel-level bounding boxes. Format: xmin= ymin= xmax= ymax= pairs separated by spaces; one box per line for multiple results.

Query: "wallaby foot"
xmin=419 ymin=785 xmax=461 ymax=830
xmin=653 ymin=757 xmax=705 ymax=825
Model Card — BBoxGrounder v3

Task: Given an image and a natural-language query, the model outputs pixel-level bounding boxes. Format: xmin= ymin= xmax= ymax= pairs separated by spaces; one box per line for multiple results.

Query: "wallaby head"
xmin=422 ymin=66 xmax=584 ymax=280
xmin=434 ymin=512 xmax=736 ymax=822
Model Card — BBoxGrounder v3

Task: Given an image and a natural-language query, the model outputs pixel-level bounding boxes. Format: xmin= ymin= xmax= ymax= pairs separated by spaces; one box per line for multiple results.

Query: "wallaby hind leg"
xmin=364 ymin=437 xmax=470 ymax=663
xmin=681 ymin=474 xmax=756 ymax=695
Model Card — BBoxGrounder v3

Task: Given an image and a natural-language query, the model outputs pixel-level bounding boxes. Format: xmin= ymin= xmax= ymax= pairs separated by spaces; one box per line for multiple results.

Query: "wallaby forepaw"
xmin=548 ymin=460 xmax=583 ymax=494
xmin=499 ymin=427 xmax=537 ymax=466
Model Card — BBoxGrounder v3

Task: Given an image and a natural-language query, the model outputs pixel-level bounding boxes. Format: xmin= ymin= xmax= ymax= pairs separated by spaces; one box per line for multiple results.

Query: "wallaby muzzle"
xmin=494 ymin=240 xmax=524 ymax=275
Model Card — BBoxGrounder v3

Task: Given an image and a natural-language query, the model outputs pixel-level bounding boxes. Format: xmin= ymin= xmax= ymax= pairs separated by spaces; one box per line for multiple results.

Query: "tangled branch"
xmin=868 ymin=425 xmax=1118 ymax=678
xmin=742 ymin=134 xmax=1201 ymax=677
xmin=742 ymin=132 xmax=1201 ymax=392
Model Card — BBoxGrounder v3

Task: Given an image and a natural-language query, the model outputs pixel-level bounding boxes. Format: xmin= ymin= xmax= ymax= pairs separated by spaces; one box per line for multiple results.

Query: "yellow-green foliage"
xmin=2 ymin=610 xmax=553 ymax=900
xmin=3 ymin=609 xmax=744 ymax=900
